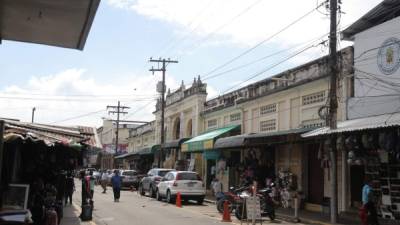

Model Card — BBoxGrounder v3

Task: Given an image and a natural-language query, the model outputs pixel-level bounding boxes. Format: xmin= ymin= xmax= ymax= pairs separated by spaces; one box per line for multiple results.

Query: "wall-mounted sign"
xmin=377 ymin=37 xmax=400 ymax=75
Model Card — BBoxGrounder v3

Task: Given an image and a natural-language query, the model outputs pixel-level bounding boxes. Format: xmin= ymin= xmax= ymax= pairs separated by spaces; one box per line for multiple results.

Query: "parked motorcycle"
xmin=216 ymin=186 xmax=249 ymax=213
xmin=234 ymin=186 xmax=276 ymax=221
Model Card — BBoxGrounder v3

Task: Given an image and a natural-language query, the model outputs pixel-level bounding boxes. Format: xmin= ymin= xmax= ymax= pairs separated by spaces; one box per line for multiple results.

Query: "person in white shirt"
xmin=211 ymin=177 xmax=223 ymax=200
xmin=100 ymin=171 xmax=108 ymax=193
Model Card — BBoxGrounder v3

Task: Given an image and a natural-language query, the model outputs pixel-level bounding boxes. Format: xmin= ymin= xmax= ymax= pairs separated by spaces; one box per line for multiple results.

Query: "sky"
xmin=0 ymin=0 xmax=383 ymax=127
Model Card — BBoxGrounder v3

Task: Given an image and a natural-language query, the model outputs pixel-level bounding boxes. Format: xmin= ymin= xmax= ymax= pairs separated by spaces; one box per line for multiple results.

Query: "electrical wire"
xmin=49 ymin=109 xmax=106 ymax=124
xmin=174 ymin=0 xmax=264 ymax=59
xmin=220 ymin=41 xmax=325 ymax=94
xmin=200 ymin=1 xmax=327 ymax=80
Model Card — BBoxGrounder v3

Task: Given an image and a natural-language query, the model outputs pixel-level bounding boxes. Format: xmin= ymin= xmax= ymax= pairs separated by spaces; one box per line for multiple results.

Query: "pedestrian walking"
xmin=65 ymin=172 xmax=75 ymax=205
xmin=111 ymin=170 xmax=122 ymax=202
xmin=361 ymin=176 xmax=379 ymax=225
xmin=100 ymin=170 xmax=108 ymax=193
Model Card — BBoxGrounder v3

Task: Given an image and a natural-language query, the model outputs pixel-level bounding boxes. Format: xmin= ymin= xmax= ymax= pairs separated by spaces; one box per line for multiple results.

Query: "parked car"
xmin=156 ymin=171 xmax=205 ymax=204
xmin=120 ymin=170 xmax=139 ymax=189
xmin=138 ymin=168 xmax=175 ymax=197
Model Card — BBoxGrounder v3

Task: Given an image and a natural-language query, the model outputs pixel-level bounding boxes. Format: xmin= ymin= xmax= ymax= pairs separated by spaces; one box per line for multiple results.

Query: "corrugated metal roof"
xmin=302 ymin=112 xmax=400 ymax=138
xmin=342 ymin=0 xmax=400 ymax=40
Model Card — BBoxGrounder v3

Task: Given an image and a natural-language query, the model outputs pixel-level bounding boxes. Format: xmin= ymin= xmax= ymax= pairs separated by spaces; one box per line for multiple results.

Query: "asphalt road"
xmin=72 ymin=180 xmax=301 ymax=225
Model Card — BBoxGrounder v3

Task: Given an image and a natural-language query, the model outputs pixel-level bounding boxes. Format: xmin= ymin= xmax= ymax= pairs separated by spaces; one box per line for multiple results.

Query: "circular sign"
xmin=377 ymin=37 xmax=400 ymax=75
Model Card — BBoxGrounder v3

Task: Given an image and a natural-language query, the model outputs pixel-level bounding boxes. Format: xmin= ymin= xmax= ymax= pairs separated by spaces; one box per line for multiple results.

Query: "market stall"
xmin=0 ymin=120 xmax=86 ymax=224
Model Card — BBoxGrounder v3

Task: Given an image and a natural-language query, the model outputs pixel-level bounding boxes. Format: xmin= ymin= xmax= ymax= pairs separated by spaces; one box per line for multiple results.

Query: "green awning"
xmin=137 ymin=145 xmax=160 ymax=155
xmin=181 ymin=125 xmax=240 ymax=152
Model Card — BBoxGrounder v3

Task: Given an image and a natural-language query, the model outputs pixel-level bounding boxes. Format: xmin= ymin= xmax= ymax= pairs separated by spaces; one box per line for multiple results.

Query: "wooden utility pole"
xmin=328 ymin=0 xmax=338 ymax=223
xmin=149 ymin=58 xmax=178 ymax=168
xmin=107 ymin=101 xmax=130 ymax=154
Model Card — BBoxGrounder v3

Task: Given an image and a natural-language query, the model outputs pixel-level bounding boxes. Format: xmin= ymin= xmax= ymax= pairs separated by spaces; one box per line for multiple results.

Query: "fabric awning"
xmin=302 ymin=112 xmax=400 ymax=138
xmin=0 ymin=0 xmax=100 ymax=50
xmin=137 ymin=147 xmax=152 ymax=155
xmin=181 ymin=125 xmax=240 ymax=152
xmin=114 ymin=152 xmax=136 ymax=159
xmin=162 ymin=138 xmax=189 ymax=149
xmin=214 ymin=128 xmax=313 ymax=149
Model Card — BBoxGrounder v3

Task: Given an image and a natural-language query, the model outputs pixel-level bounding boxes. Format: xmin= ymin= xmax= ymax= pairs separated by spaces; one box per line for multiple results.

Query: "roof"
xmin=342 ymin=0 xmax=400 ymax=40
xmin=301 ymin=112 xmax=400 ymax=138
xmin=214 ymin=128 xmax=313 ymax=149
xmin=2 ymin=119 xmax=102 ymax=148
xmin=181 ymin=125 xmax=240 ymax=152
xmin=78 ymin=126 xmax=102 ymax=149
xmin=0 ymin=0 xmax=100 ymax=50
xmin=162 ymin=138 xmax=190 ymax=149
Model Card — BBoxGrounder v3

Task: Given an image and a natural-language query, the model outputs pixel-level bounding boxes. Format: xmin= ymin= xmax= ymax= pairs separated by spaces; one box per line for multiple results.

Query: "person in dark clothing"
xmin=362 ymin=176 xmax=379 ymax=225
xmin=65 ymin=172 xmax=75 ymax=205
xmin=56 ymin=171 xmax=66 ymax=203
xmin=111 ymin=170 xmax=122 ymax=202
xmin=80 ymin=170 xmax=88 ymax=206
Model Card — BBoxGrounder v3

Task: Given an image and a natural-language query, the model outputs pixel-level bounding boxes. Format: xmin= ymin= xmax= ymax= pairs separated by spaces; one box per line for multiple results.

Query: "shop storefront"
xmin=214 ymin=128 xmax=311 ymax=196
xmin=303 ymin=112 xmax=400 ymax=223
xmin=181 ymin=125 xmax=241 ymax=186
xmin=162 ymin=138 xmax=189 ymax=170
xmin=0 ymin=121 xmax=85 ymax=224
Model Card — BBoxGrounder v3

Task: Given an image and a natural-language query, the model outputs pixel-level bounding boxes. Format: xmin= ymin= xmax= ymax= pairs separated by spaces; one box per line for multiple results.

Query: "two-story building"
xmin=153 ymin=77 xmax=208 ymax=172
xmin=184 ymin=47 xmax=354 ymax=213
xmin=302 ymin=1 xmax=400 ymax=222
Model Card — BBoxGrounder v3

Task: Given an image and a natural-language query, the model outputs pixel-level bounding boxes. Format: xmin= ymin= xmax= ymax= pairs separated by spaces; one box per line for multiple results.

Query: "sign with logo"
xmin=377 ymin=37 xmax=400 ymax=75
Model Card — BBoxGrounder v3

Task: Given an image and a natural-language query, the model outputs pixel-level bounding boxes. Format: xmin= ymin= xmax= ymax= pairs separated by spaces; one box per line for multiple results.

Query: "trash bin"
xmin=322 ymin=197 xmax=330 ymax=215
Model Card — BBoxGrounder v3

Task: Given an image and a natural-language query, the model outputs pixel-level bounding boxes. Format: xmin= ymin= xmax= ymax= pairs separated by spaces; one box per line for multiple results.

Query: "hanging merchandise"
xmin=336 ymin=135 xmax=344 ymax=151
xmin=379 ymin=131 xmax=396 ymax=152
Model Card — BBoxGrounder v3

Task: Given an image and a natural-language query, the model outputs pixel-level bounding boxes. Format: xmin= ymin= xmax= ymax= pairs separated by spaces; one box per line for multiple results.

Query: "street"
xmin=70 ymin=180 xmax=303 ymax=225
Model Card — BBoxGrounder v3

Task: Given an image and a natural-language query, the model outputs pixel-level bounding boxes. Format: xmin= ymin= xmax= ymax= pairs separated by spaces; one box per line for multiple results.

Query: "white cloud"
xmin=0 ymin=69 xmax=164 ymax=126
xmin=106 ymin=0 xmax=382 ymax=49
xmin=0 ymin=69 xmax=219 ymax=127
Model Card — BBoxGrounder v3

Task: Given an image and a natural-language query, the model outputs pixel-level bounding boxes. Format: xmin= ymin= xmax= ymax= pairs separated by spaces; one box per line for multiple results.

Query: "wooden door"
xmin=308 ymin=145 xmax=324 ymax=204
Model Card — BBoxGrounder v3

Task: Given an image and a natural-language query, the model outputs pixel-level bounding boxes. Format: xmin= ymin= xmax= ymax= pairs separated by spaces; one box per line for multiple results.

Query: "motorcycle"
xmin=234 ymin=186 xmax=276 ymax=221
xmin=216 ymin=186 xmax=249 ymax=213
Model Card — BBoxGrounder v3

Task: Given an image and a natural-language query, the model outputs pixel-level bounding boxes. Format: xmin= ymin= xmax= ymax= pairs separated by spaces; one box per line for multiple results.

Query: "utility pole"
xmin=149 ymin=58 xmax=178 ymax=167
xmin=31 ymin=107 xmax=36 ymax=123
xmin=107 ymin=101 xmax=130 ymax=154
xmin=328 ymin=0 xmax=339 ymax=223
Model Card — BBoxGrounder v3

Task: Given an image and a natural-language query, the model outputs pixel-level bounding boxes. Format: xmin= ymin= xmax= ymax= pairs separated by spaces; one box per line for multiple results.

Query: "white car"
xmin=156 ymin=171 xmax=205 ymax=204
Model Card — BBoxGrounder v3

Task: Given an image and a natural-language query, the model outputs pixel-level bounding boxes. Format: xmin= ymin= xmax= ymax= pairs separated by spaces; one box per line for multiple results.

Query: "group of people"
xmin=80 ymin=169 xmax=123 ymax=203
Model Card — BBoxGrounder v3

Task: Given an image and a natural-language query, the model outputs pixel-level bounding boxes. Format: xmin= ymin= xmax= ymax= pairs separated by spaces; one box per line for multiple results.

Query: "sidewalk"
xmin=60 ymin=203 xmax=95 ymax=225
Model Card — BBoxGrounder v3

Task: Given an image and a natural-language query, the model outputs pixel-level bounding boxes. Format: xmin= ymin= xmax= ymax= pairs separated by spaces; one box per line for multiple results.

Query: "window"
xmin=302 ymin=91 xmax=325 ymax=105
xmin=207 ymin=119 xmax=217 ymax=128
xmin=260 ymin=103 xmax=276 ymax=115
xmin=230 ymin=113 xmax=241 ymax=122
xmin=301 ymin=119 xmax=325 ymax=128
xmin=260 ymin=119 xmax=276 ymax=132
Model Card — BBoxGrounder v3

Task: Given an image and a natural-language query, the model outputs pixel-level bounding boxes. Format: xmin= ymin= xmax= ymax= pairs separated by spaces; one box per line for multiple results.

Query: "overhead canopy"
xmin=214 ymin=128 xmax=313 ymax=149
xmin=302 ymin=112 xmax=400 ymax=138
xmin=342 ymin=0 xmax=400 ymax=40
xmin=181 ymin=125 xmax=240 ymax=152
xmin=162 ymin=138 xmax=189 ymax=149
xmin=0 ymin=0 xmax=100 ymax=50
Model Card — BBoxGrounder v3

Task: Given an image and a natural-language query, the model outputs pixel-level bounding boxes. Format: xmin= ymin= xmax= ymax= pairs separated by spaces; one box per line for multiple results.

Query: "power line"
xmin=221 ymin=41 xmax=325 ymax=94
xmin=154 ymin=0 xmax=215 ymax=57
xmin=123 ymin=100 xmax=156 ymax=120
xmin=200 ymin=1 xmax=327 ymax=80
xmin=0 ymin=95 xmax=157 ymax=102
xmin=174 ymin=0 xmax=264 ymax=59
xmin=203 ymin=33 xmax=330 ymax=81
xmin=50 ymin=109 xmax=106 ymax=124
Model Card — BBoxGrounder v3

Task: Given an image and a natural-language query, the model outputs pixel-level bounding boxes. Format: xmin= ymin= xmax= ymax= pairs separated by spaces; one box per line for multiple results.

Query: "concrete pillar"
xmin=179 ymin=112 xmax=185 ymax=139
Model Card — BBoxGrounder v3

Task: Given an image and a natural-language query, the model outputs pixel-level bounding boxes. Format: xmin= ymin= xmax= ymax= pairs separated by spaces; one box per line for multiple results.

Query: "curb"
xmin=276 ymin=212 xmax=339 ymax=225
xmin=204 ymin=198 xmax=216 ymax=204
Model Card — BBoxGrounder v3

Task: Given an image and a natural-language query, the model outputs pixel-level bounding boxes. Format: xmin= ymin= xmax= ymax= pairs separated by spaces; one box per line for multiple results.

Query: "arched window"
xmin=187 ymin=119 xmax=193 ymax=137
xmin=173 ymin=118 xmax=180 ymax=140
